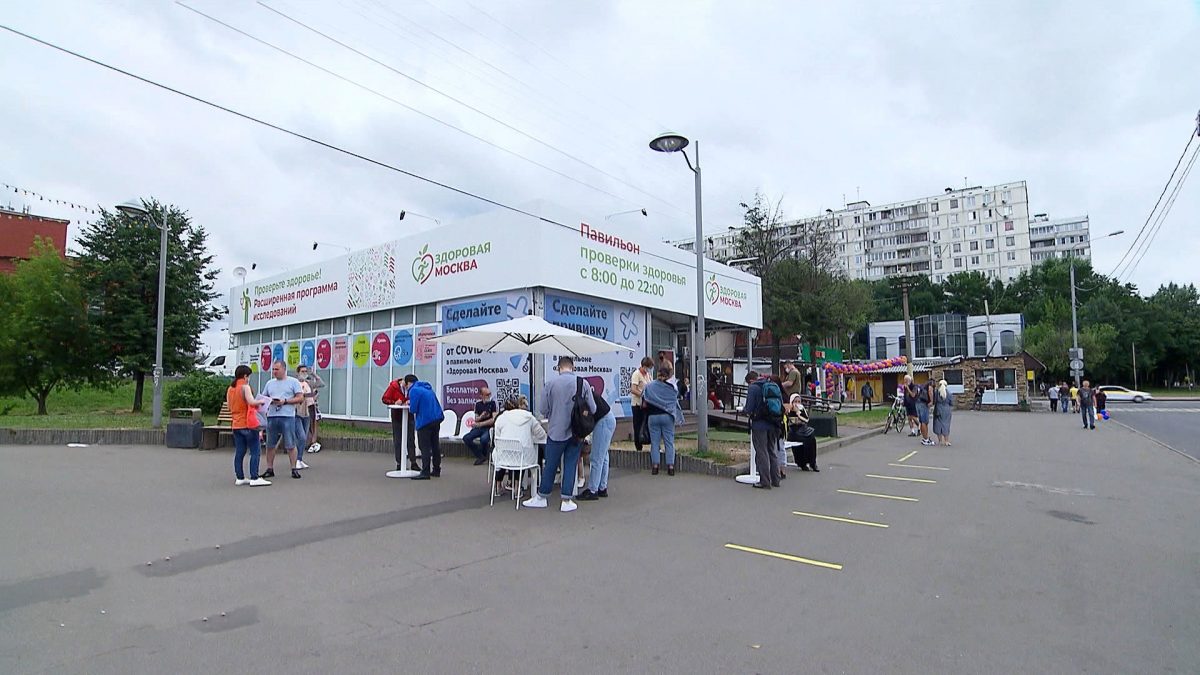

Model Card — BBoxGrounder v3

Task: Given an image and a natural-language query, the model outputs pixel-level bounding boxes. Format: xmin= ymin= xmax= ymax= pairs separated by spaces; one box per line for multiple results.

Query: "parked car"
xmin=1097 ymin=385 xmax=1153 ymax=403
xmin=199 ymin=350 xmax=237 ymax=377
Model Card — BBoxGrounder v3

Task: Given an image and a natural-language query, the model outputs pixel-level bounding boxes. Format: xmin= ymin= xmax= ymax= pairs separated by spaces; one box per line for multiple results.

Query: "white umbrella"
xmin=430 ymin=314 xmax=632 ymax=357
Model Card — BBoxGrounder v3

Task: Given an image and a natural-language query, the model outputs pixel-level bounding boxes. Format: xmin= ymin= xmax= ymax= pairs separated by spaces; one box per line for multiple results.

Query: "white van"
xmin=200 ymin=350 xmax=237 ymax=377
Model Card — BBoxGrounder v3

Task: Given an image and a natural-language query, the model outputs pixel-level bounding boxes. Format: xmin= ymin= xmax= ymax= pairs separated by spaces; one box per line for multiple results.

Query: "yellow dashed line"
xmin=866 ymin=474 xmax=937 ymax=484
xmin=724 ymin=543 xmax=843 ymax=570
xmin=887 ymin=463 xmax=949 ymax=471
xmin=895 ymin=450 xmax=918 ymax=463
xmin=837 ymin=489 xmax=919 ymax=502
xmin=792 ymin=511 xmax=889 ymax=528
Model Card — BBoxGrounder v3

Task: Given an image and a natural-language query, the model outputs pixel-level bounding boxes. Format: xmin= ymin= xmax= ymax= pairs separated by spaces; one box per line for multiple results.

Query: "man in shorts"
xmin=262 ymin=361 xmax=304 ymax=480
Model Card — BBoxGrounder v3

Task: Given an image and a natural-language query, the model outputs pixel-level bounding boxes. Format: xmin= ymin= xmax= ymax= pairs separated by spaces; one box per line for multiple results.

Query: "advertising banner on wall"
xmin=438 ymin=291 xmax=534 ymax=418
xmin=230 ymin=201 xmax=761 ymax=336
xmin=541 ymin=291 xmax=646 ymax=418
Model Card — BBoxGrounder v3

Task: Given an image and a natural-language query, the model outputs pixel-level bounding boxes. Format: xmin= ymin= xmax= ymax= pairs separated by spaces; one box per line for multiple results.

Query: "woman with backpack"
xmin=643 ymin=365 xmax=685 ymax=476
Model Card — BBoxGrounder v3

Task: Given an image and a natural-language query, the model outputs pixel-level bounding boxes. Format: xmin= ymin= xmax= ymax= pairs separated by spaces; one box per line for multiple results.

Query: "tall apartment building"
xmin=674 ymin=181 xmax=1045 ymax=283
xmin=1029 ymin=214 xmax=1092 ymax=263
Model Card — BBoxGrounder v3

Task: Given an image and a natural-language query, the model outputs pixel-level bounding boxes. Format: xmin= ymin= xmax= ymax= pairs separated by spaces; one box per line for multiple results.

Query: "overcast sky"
xmin=3 ymin=0 xmax=1198 ymax=356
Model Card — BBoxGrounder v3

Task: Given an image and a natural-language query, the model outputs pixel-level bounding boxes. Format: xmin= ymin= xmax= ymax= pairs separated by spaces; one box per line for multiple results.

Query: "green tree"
xmin=0 ymin=240 xmax=105 ymax=414
xmin=942 ymin=271 xmax=994 ymax=315
xmin=74 ymin=200 xmax=222 ymax=412
xmin=732 ymin=192 xmax=789 ymax=279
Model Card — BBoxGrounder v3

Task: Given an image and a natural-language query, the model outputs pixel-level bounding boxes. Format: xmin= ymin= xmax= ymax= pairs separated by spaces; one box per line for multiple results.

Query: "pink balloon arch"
xmin=823 ymin=356 xmax=908 ymax=375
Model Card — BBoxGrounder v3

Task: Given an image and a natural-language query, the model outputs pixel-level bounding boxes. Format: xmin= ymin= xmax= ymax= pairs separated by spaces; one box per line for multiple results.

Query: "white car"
xmin=1097 ymin=385 xmax=1153 ymax=404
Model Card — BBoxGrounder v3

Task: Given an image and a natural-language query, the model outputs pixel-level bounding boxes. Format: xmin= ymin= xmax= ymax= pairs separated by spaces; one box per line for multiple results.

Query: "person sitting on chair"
xmin=785 ymin=393 xmax=819 ymax=472
xmin=492 ymin=396 xmax=547 ymax=497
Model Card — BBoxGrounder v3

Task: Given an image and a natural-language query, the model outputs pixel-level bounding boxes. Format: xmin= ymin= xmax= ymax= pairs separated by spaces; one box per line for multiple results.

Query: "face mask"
xmin=297 ymin=373 xmax=308 ymax=381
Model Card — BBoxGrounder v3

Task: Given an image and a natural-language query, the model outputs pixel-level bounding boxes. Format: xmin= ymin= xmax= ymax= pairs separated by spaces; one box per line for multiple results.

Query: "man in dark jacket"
xmin=861 ymin=381 xmax=874 ymax=411
xmin=741 ymin=371 xmax=781 ymax=489
xmin=404 ymin=374 xmax=445 ymax=480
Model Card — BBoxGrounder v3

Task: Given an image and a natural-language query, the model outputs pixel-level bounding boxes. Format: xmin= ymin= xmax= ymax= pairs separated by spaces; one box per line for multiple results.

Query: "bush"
xmin=165 ymin=372 xmax=229 ymax=414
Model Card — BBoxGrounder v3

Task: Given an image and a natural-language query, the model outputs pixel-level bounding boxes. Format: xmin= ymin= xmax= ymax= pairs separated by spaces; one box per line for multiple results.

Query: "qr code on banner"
xmin=619 ymin=367 xmax=635 ymax=397
xmin=496 ymin=378 xmax=521 ymax=403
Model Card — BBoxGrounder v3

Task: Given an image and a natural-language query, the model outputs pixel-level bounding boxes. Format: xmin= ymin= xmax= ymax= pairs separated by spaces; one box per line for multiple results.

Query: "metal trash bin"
xmin=809 ymin=413 xmax=838 ymax=438
xmin=166 ymin=408 xmax=204 ymax=448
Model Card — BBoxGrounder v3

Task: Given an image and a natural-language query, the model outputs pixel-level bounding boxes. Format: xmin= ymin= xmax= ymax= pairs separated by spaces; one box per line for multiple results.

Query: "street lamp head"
xmin=1107 ymin=229 xmax=1125 ymax=237
xmin=399 ymin=210 xmax=407 ymax=221
xmin=115 ymin=198 xmax=148 ymax=218
xmin=649 ymin=132 xmax=689 ymax=153
xmin=312 ymin=242 xmax=319 ymax=251
xmin=640 ymin=208 xmax=648 ymax=216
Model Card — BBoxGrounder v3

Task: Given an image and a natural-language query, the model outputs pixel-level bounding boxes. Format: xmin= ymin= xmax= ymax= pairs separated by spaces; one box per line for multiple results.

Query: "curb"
xmin=0 ymin=428 xmax=164 ymax=446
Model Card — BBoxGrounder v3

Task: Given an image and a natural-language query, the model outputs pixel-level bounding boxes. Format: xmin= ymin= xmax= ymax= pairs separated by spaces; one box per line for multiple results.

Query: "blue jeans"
xmin=1081 ymin=404 xmax=1095 ymax=428
xmin=233 ymin=428 xmax=261 ymax=480
xmin=462 ymin=426 xmax=491 ymax=460
xmin=648 ymin=414 xmax=675 ymax=467
xmin=1061 ymin=399 xmax=1070 ymax=414
xmin=294 ymin=416 xmax=309 ymax=461
xmin=588 ymin=414 xmax=616 ymax=492
xmin=266 ymin=416 xmax=297 ymax=450
xmin=539 ymin=438 xmax=581 ymax=499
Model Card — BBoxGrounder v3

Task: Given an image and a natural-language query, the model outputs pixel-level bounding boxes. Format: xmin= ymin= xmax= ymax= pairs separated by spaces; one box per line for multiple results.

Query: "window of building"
xmin=1005 ymin=236 xmax=1015 ymax=247
xmin=973 ymin=331 xmax=987 ymax=355
xmin=954 ymin=257 xmax=963 ymax=268
xmin=1007 ymin=251 xmax=1017 ymax=261
xmin=971 ymin=255 xmax=980 ymax=265
xmin=898 ymin=336 xmax=907 ymax=357
xmin=331 ymin=317 xmax=346 ymax=334
xmin=978 ymin=368 xmax=1017 ymax=389
xmin=931 ymin=202 xmax=940 ymax=212
xmin=986 ymin=239 xmax=995 ymax=249
xmin=415 ymin=304 xmax=437 ymax=324
xmin=352 ymin=313 xmax=372 ymax=332
xmin=1000 ymin=330 xmax=1016 ymax=355
xmin=953 ymin=243 xmax=962 ymax=253
xmin=301 ymin=322 xmax=317 ymax=339
xmin=952 ymin=228 xmax=961 ymax=239
xmin=875 ymin=336 xmax=887 ymax=359
xmin=969 ymin=211 xmax=978 ymax=221
xmin=393 ymin=306 xmax=414 ymax=325
xmin=969 ymin=241 xmax=979 ymax=251
xmin=854 ymin=215 xmax=860 ymax=224
xmin=966 ymin=196 xmax=976 ymax=207
xmin=934 ymin=260 xmax=943 ymax=270
xmin=950 ymin=214 xmax=959 ymax=224
xmin=944 ymin=369 xmax=964 ymax=385
xmin=1002 ymin=190 xmax=1011 ymax=202
xmin=1003 ymin=206 xmax=1013 ymax=216
xmin=967 ymin=225 xmax=977 ymax=236
xmin=317 ymin=320 xmax=332 ymax=335
xmin=1004 ymin=221 xmax=1014 ymax=231
xmin=950 ymin=199 xmax=959 ymax=209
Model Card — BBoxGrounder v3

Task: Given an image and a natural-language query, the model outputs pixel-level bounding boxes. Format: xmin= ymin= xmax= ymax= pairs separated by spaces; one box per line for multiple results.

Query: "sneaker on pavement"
xmin=262 ymin=469 xmax=275 ymax=478
xmin=523 ymin=495 xmax=548 ymax=508
xmin=291 ymin=470 xmax=302 ymax=479
xmin=597 ymin=489 xmax=608 ymax=498
xmin=235 ymin=479 xmax=250 ymax=486
xmin=296 ymin=460 xmax=310 ymax=470
xmin=560 ymin=500 xmax=578 ymax=513
xmin=249 ymin=478 xmax=271 ymax=486
xmin=577 ymin=489 xmax=599 ymax=501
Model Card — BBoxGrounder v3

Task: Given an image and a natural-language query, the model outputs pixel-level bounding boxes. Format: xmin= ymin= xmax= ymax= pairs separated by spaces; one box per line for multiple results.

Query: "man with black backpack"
xmin=524 ymin=356 xmax=596 ymax=512
xmin=741 ymin=371 xmax=782 ymax=489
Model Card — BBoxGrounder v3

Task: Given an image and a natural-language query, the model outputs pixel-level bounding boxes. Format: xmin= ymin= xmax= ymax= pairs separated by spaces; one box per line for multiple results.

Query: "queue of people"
xmin=899 ymin=374 xmax=954 ymax=446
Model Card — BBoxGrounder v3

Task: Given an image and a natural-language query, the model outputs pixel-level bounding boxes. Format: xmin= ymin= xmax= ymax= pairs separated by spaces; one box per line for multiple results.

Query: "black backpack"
xmin=570 ymin=377 xmax=597 ymax=439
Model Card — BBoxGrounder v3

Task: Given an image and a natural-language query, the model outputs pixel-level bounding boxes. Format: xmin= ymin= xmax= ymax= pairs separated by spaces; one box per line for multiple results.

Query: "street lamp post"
xmin=1069 ymin=229 xmax=1124 ymax=387
xmin=116 ymin=199 xmax=168 ymax=429
xmin=649 ymin=132 xmax=708 ymax=452
xmin=605 ymin=208 xmax=648 ymax=221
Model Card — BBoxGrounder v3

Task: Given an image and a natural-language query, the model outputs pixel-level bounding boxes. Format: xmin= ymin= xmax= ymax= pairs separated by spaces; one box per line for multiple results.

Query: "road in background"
xmin=1104 ymin=400 xmax=1200 ymax=460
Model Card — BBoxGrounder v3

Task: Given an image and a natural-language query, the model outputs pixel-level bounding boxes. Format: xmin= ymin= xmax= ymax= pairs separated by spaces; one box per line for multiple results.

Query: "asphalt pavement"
xmin=1100 ymin=399 xmax=1200 ymax=461
xmin=1 ymin=410 xmax=1198 ymax=674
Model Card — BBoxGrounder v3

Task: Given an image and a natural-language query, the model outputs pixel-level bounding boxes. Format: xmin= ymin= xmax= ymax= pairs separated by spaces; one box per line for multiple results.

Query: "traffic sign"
xmin=1070 ymin=369 xmax=1083 ymax=378
xmin=1068 ymin=348 xmax=1084 ymax=360
xmin=1070 ymin=359 xmax=1084 ymax=370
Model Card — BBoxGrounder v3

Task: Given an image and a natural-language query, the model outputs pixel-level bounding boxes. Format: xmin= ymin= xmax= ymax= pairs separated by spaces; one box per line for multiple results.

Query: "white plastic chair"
xmin=454 ymin=411 xmax=476 ymax=440
xmin=490 ymin=437 xmax=540 ymax=510
xmin=438 ymin=409 xmax=458 ymax=439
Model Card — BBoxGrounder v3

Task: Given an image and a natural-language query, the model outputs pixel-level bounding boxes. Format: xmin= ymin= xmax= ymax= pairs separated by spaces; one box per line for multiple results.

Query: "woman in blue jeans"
xmin=642 ymin=365 xmax=685 ymax=476
xmin=227 ymin=365 xmax=270 ymax=486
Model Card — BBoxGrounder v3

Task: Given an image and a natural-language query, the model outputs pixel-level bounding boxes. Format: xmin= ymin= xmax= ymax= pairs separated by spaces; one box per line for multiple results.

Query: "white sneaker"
xmin=235 ymin=479 xmax=250 ymax=486
xmin=248 ymin=478 xmax=271 ymax=486
xmin=560 ymin=500 xmax=578 ymax=513
xmin=308 ymin=443 xmax=321 ymax=453
xmin=296 ymin=461 xmax=310 ymax=469
xmin=575 ymin=476 xmax=585 ymax=490
xmin=522 ymin=495 xmax=548 ymax=508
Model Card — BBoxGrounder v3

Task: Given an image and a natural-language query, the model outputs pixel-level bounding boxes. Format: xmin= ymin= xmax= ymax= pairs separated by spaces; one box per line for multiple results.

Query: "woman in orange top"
xmin=228 ymin=365 xmax=270 ymax=486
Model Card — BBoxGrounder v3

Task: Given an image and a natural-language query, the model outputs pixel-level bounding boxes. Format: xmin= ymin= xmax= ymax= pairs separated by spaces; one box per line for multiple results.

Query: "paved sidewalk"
xmin=1 ymin=409 xmax=1197 ymax=674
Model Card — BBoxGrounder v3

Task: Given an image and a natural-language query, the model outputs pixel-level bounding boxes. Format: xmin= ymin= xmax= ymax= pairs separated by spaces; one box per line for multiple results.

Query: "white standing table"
xmin=385 ymin=404 xmax=422 ymax=478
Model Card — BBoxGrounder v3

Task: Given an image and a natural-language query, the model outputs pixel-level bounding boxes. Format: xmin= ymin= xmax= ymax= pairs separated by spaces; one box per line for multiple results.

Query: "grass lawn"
xmin=0 ymin=382 xmax=217 ymax=429
xmin=837 ymin=406 xmax=892 ymax=428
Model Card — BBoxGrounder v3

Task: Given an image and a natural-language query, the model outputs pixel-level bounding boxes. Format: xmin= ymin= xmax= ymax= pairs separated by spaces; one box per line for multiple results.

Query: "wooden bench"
xmin=201 ymin=402 xmax=234 ymax=450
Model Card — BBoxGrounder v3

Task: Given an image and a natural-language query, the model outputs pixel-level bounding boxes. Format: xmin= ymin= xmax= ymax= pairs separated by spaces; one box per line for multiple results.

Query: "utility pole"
xmin=1070 ymin=261 xmax=1081 ymax=388
xmin=984 ymin=297 xmax=994 ymax=356
xmin=898 ymin=276 xmax=916 ymax=377
xmin=1132 ymin=342 xmax=1138 ymax=390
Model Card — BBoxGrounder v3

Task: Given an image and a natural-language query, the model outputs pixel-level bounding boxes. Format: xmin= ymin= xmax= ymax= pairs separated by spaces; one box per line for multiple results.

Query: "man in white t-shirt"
xmin=261 ymin=361 xmax=304 ymax=480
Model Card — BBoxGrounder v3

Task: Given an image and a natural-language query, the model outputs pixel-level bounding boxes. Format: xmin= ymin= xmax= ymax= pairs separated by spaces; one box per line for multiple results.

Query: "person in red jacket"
xmin=382 ymin=377 xmax=419 ymax=472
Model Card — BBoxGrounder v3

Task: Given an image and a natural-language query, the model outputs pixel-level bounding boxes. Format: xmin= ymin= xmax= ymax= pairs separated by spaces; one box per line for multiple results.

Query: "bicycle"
xmin=882 ymin=396 xmax=906 ymax=435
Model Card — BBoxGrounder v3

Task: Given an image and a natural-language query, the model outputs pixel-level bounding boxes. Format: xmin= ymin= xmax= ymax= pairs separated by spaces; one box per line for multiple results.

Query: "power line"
xmin=0 ymin=23 xmax=751 ymax=286
xmin=176 ymin=2 xmax=641 ymax=208
xmin=347 ymin=0 xmax=682 ymax=206
xmin=1109 ymin=128 xmax=1195 ymax=279
xmin=256 ymin=1 xmax=685 ymax=216
xmin=1120 ymin=142 xmax=1199 ymax=283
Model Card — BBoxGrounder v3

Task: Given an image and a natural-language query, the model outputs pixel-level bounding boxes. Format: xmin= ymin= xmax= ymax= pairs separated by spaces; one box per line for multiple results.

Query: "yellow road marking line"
xmin=837 ymin=489 xmax=919 ymax=502
xmin=723 ymin=543 xmax=843 ymax=570
xmin=895 ymin=450 xmax=918 ymax=463
xmin=866 ymin=474 xmax=937 ymax=484
xmin=792 ymin=511 xmax=888 ymax=528
xmin=887 ymin=463 xmax=949 ymax=471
